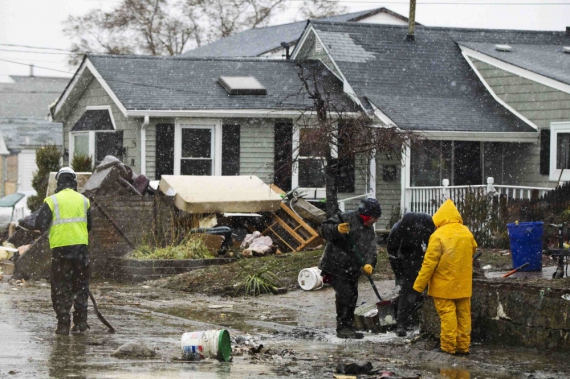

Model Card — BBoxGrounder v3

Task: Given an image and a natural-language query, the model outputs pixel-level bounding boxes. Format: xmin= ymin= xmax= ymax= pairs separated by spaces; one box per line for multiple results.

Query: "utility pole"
xmin=406 ymin=0 xmax=416 ymax=42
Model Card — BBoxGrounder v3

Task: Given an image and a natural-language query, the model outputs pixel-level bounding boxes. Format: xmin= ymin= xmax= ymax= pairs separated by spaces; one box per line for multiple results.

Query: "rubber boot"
xmin=55 ymin=314 xmax=70 ymax=335
xmin=71 ymin=311 xmax=90 ymax=333
xmin=395 ymin=324 xmax=407 ymax=337
xmin=336 ymin=328 xmax=364 ymax=339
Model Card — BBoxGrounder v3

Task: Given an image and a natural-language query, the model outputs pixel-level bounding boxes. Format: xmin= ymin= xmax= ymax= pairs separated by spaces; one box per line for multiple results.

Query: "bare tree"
xmin=63 ymin=0 xmax=344 ymax=65
xmin=297 ymin=0 xmax=346 ymax=20
xmin=284 ymin=62 xmax=416 ymax=217
xmin=63 ymin=0 xmax=196 ymax=64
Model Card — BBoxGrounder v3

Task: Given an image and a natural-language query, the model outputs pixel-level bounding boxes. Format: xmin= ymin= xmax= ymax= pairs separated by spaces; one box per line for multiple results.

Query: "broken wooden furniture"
xmin=262 ymin=202 xmax=322 ymax=253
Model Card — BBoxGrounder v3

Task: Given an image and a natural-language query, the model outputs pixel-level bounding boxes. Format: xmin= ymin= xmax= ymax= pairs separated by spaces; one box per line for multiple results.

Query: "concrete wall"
xmin=421 ymin=278 xmax=570 ymax=350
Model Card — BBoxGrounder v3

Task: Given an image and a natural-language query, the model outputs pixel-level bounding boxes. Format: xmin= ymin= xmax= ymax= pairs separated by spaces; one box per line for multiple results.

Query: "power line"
xmin=0 ymin=43 xmax=73 ymax=53
xmin=0 ymin=58 xmax=75 ymax=74
xmin=0 ymin=48 xmax=72 ymax=56
xmin=289 ymin=0 xmax=570 ymax=4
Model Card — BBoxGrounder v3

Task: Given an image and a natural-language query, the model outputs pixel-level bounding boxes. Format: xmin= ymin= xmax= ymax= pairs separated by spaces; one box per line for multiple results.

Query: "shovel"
xmin=89 ymin=291 xmax=115 ymax=333
xmin=502 ymin=262 xmax=529 ymax=278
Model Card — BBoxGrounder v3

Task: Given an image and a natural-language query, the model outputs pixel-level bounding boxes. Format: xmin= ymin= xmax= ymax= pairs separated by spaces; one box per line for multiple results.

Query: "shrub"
xmin=235 ymin=261 xmax=281 ymax=296
xmin=27 ymin=145 xmax=61 ymax=211
xmin=71 ymin=154 xmax=92 ymax=172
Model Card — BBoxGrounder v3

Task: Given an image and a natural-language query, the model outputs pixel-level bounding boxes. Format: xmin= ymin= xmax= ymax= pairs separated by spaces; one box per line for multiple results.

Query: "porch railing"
xmin=404 ymin=177 xmax=554 ymax=215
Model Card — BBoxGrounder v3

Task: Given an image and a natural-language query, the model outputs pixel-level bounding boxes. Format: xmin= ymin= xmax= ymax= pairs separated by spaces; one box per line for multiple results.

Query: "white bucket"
xmin=180 ymin=329 xmax=232 ymax=361
xmin=298 ymin=267 xmax=324 ymax=291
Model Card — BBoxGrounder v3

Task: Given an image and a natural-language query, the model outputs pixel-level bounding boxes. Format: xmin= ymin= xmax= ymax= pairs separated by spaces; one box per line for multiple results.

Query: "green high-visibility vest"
xmin=44 ymin=188 xmax=90 ymax=249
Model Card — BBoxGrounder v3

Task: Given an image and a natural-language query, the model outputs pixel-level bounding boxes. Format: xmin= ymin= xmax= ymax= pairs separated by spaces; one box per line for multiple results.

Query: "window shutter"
xmin=540 ymin=129 xmax=550 ymax=176
xmin=274 ymin=122 xmax=293 ymax=192
xmin=156 ymin=124 xmax=174 ymax=180
xmin=95 ymin=131 xmax=123 ymax=165
xmin=222 ymin=124 xmax=240 ymax=176
xmin=337 ymin=123 xmax=355 ymax=193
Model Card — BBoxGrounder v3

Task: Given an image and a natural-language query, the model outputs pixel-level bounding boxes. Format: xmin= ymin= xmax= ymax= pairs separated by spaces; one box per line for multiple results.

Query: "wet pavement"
xmin=1 ymin=276 xmax=569 ymax=379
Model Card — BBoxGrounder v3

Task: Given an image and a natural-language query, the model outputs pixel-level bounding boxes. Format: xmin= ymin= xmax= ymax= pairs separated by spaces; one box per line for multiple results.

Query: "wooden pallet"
xmin=263 ymin=202 xmax=322 ymax=253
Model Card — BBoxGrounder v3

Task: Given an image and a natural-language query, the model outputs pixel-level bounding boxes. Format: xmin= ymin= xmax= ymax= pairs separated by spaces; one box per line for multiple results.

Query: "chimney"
xmin=29 ymin=64 xmax=34 ymax=77
xmin=406 ymin=0 xmax=416 ymax=42
xmin=567 ymin=26 xmax=570 ymax=37
xmin=281 ymin=42 xmax=291 ymax=60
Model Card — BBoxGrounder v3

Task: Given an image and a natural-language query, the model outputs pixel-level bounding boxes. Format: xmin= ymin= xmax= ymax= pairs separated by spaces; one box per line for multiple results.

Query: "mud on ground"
xmin=1 ymin=261 xmax=569 ymax=379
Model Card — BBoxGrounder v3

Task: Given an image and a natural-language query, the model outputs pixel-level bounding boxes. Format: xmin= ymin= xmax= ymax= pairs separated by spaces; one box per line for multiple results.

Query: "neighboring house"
xmin=183 ymin=8 xmax=413 ymax=59
xmin=51 ymin=22 xmax=570 ymax=228
xmin=0 ymin=75 xmax=67 ymax=196
xmin=291 ymin=21 xmax=570 ymax=217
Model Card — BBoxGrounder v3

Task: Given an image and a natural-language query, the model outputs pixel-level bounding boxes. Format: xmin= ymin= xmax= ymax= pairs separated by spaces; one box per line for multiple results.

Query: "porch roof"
xmin=309 ymin=21 xmax=566 ymax=133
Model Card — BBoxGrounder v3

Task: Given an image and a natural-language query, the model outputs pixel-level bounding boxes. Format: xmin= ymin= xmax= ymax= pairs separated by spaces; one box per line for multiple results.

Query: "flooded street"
xmin=1 ymin=278 xmax=569 ymax=379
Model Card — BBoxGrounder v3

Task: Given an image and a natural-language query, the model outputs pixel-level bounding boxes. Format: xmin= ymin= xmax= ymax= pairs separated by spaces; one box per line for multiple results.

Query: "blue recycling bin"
xmin=506 ymin=222 xmax=543 ymax=271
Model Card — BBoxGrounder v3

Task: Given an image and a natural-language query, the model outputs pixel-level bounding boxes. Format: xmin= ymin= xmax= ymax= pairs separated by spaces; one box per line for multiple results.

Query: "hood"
xmin=432 ymin=199 xmax=463 ymax=228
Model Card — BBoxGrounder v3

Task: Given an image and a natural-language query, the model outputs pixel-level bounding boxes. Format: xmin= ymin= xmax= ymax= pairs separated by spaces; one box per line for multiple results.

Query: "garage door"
xmin=18 ymin=149 xmax=38 ymax=193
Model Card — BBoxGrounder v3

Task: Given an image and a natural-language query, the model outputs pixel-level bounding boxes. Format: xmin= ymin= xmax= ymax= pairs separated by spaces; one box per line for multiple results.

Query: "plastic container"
xmin=507 ymin=221 xmax=543 ymax=271
xmin=298 ymin=267 xmax=324 ymax=291
xmin=180 ymin=329 xmax=232 ymax=361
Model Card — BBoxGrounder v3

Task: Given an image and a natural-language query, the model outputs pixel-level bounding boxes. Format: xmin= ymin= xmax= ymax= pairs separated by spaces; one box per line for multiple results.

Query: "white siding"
xmin=18 ymin=149 xmax=37 ymax=193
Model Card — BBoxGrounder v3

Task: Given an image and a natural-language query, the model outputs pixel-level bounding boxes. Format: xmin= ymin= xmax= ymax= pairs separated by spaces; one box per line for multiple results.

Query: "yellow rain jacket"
xmin=413 ymin=199 xmax=477 ymax=299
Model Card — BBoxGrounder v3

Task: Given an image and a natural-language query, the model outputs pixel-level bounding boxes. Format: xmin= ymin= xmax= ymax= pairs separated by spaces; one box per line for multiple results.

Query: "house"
xmin=291 ymin=21 xmax=570 ymax=216
xmin=0 ymin=75 xmax=67 ymax=196
xmin=183 ymin=8 xmax=414 ymax=59
xmin=51 ymin=22 xmax=570 ymax=228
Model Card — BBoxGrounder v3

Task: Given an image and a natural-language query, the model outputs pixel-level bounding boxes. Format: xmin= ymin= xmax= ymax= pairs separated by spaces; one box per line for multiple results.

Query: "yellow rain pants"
xmin=440 ymin=367 xmax=470 ymax=379
xmin=434 ymin=297 xmax=471 ymax=354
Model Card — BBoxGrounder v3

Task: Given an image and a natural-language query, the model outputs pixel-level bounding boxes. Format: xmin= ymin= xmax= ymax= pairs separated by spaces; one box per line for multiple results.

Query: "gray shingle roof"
xmin=182 ymin=8 xmax=401 ymax=58
xmin=457 ymin=42 xmax=570 ymax=86
xmin=0 ymin=76 xmax=69 ymax=118
xmin=0 ymin=118 xmax=62 ymax=149
xmin=87 ymin=55 xmax=356 ymax=111
xmin=310 ymin=21 xmax=568 ymax=133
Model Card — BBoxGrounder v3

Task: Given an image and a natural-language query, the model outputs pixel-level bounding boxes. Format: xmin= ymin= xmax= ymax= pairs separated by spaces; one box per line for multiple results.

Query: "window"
xmin=69 ymin=131 xmax=123 ymax=167
xmin=73 ymin=134 xmax=89 ymax=157
xmin=69 ymin=107 xmax=122 ymax=167
xmin=298 ymin=128 xmax=326 ymax=188
xmin=549 ymin=122 xmax=570 ymax=181
xmin=292 ymin=127 xmax=329 ymax=198
xmin=174 ymin=120 xmax=222 ymax=176
xmin=410 ymin=141 xmax=451 ymax=187
xmin=181 ymin=127 xmax=213 ymax=175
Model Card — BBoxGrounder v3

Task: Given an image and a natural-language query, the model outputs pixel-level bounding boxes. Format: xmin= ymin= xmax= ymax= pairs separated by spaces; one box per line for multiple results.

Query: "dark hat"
xmin=358 ymin=198 xmax=382 ymax=218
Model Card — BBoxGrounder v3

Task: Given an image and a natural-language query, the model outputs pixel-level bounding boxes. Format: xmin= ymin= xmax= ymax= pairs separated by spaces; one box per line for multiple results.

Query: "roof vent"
xmin=564 ymin=46 xmax=570 ymax=54
xmin=495 ymin=44 xmax=512 ymax=52
xmin=218 ymin=76 xmax=267 ymax=95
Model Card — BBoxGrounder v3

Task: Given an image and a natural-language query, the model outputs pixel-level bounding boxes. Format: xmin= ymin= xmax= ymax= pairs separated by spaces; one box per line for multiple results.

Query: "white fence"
xmin=404 ymin=177 xmax=554 ymax=215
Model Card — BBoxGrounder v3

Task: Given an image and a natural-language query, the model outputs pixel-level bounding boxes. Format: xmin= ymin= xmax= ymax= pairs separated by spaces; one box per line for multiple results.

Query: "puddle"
xmin=485 ymin=265 xmax=557 ymax=279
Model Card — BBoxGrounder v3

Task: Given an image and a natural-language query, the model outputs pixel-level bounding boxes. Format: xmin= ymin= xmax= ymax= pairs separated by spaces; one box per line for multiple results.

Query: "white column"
xmin=140 ymin=115 xmax=149 ymax=175
xmin=400 ymin=142 xmax=411 ymax=212
xmin=369 ymin=150 xmax=376 ymax=199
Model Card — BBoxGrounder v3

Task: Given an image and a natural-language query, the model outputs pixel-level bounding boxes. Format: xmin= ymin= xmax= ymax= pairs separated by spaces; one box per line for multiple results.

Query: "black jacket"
xmin=319 ymin=210 xmax=377 ymax=281
xmin=387 ymin=212 xmax=435 ymax=278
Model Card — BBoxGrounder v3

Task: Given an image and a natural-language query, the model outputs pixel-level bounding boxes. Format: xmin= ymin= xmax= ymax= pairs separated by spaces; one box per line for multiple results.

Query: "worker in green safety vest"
xmin=36 ymin=167 xmax=92 ymax=335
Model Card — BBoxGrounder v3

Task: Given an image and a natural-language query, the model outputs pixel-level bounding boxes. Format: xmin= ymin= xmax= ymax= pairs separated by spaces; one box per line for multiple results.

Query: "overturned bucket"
xmin=298 ymin=267 xmax=324 ymax=291
xmin=181 ymin=329 xmax=232 ymax=361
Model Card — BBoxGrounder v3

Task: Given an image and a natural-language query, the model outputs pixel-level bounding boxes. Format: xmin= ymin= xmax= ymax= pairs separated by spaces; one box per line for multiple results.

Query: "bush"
xmin=71 ymin=154 xmax=92 ymax=172
xmin=27 ymin=145 xmax=61 ymax=212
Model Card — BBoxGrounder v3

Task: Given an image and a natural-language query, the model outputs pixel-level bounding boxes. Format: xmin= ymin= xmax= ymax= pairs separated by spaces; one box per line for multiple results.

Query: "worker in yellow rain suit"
xmin=413 ymin=199 xmax=477 ymax=355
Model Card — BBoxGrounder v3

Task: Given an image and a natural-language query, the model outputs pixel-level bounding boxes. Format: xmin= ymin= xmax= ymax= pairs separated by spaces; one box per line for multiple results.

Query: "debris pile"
xmin=5 ymin=156 xmax=324 ymax=282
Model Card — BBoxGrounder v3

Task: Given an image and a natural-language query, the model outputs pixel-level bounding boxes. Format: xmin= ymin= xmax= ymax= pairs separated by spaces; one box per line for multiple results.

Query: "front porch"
xmin=400 ymin=138 xmax=555 ymax=215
